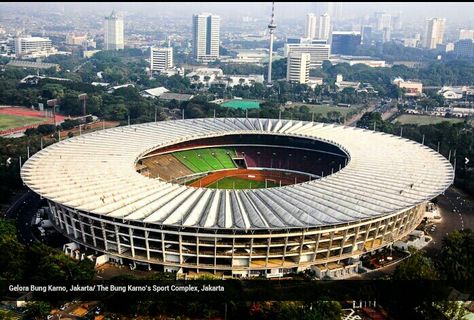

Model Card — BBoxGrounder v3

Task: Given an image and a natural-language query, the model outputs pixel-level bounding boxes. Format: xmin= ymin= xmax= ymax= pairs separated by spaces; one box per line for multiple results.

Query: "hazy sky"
xmin=2 ymin=2 xmax=474 ymax=23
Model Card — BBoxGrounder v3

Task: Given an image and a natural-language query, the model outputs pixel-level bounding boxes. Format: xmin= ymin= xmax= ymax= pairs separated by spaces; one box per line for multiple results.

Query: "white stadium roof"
xmin=21 ymin=118 xmax=454 ymax=230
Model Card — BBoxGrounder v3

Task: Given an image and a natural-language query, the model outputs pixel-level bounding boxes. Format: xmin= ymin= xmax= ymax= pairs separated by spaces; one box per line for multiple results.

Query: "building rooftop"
xmin=21 ymin=118 xmax=453 ymax=230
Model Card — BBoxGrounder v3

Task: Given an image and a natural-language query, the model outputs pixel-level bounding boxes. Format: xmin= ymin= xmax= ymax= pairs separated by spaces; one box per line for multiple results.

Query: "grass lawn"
xmin=287 ymin=103 xmax=364 ymax=117
xmin=207 ymin=176 xmax=279 ymax=189
xmin=221 ymin=100 xmax=261 ymax=110
xmin=392 ymin=114 xmax=465 ymax=125
xmin=0 ymin=113 xmax=45 ymax=131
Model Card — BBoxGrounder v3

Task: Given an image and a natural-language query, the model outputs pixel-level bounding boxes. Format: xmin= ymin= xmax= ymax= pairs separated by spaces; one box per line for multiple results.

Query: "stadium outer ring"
xmin=21 ymin=118 xmax=454 ymax=277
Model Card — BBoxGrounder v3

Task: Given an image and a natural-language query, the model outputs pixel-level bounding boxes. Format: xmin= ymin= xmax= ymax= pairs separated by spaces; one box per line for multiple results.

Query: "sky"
xmin=2 ymin=2 xmax=474 ymax=23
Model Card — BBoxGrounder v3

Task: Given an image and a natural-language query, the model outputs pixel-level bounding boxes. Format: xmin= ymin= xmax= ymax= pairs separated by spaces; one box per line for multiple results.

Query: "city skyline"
xmin=1 ymin=2 xmax=474 ymax=23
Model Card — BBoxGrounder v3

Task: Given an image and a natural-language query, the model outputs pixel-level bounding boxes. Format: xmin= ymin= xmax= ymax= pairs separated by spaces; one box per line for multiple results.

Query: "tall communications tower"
xmin=267 ymin=2 xmax=277 ymax=86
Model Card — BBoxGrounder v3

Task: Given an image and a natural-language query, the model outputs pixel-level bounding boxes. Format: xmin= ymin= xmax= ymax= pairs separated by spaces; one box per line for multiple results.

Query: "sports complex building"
xmin=21 ymin=118 xmax=454 ymax=278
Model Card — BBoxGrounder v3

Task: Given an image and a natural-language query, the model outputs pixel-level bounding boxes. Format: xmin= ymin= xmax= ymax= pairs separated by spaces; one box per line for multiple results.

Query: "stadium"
xmin=21 ymin=118 xmax=454 ymax=278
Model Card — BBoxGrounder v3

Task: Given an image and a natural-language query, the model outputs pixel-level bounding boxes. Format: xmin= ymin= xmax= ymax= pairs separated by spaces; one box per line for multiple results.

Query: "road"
xmin=344 ymin=103 xmax=376 ymax=127
xmin=353 ymin=186 xmax=474 ymax=279
xmin=424 ymin=186 xmax=474 ymax=257
xmin=5 ymin=189 xmax=41 ymax=244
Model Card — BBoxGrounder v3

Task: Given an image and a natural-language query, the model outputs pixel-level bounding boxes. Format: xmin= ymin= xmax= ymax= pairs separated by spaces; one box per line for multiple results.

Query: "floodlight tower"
xmin=267 ymin=2 xmax=277 ymax=86
xmin=78 ymin=93 xmax=88 ymax=116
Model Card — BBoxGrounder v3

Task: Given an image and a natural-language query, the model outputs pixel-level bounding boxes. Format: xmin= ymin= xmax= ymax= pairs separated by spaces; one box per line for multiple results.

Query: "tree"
xmin=438 ymin=229 xmax=474 ymax=280
xmin=392 ymin=250 xmax=438 ymax=280
xmin=434 ymin=301 xmax=468 ymax=320
xmin=23 ymin=301 xmax=51 ymax=320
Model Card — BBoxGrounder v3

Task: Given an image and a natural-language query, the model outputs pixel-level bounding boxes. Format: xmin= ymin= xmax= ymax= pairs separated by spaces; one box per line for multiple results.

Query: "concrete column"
xmin=312 ymin=233 xmax=321 ymax=262
xmin=129 ymin=227 xmax=135 ymax=258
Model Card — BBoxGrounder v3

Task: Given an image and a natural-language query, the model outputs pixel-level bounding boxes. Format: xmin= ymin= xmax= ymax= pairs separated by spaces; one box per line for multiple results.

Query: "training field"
xmin=221 ymin=100 xmax=261 ymax=110
xmin=288 ymin=103 xmax=364 ymax=117
xmin=0 ymin=114 xmax=45 ymax=131
xmin=206 ymin=176 xmax=280 ymax=189
xmin=392 ymin=114 xmax=464 ymax=125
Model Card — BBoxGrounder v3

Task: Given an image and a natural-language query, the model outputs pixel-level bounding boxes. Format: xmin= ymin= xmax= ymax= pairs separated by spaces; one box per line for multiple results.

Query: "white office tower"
xmin=14 ymin=36 xmax=52 ymax=56
xmin=317 ymin=13 xmax=331 ymax=40
xmin=306 ymin=13 xmax=317 ymax=39
xmin=104 ymin=10 xmax=124 ymax=50
xmin=284 ymin=43 xmax=330 ymax=69
xmin=423 ymin=18 xmax=446 ymax=49
xmin=192 ymin=13 xmax=220 ymax=61
xmin=287 ymin=52 xmax=310 ymax=84
xmin=150 ymin=47 xmax=173 ymax=72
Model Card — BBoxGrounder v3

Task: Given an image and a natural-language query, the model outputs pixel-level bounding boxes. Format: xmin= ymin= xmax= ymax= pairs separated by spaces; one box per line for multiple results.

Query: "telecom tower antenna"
xmin=267 ymin=2 xmax=277 ymax=86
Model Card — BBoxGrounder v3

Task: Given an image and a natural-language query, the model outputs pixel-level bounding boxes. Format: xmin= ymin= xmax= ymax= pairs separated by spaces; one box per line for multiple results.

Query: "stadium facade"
xmin=21 ymin=118 xmax=454 ymax=278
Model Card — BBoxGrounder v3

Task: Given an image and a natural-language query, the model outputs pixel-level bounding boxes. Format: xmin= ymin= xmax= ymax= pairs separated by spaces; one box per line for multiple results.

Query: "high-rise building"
xmin=331 ymin=31 xmax=361 ymax=55
xmin=192 ymin=13 xmax=220 ymax=61
xmin=327 ymin=2 xmax=342 ymax=21
xmin=454 ymin=39 xmax=474 ymax=58
xmin=317 ymin=13 xmax=331 ymax=40
xmin=306 ymin=13 xmax=317 ymax=40
xmin=104 ymin=10 xmax=124 ymax=50
xmin=459 ymin=29 xmax=474 ymax=41
xmin=284 ymin=43 xmax=330 ymax=69
xmin=423 ymin=18 xmax=446 ymax=49
xmin=14 ymin=36 xmax=53 ymax=56
xmin=287 ymin=52 xmax=310 ymax=84
xmin=361 ymin=26 xmax=373 ymax=45
xmin=392 ymin=12 xmax=402 ymax=31
xmin=150 ymin=47 xmax=173 ymax=72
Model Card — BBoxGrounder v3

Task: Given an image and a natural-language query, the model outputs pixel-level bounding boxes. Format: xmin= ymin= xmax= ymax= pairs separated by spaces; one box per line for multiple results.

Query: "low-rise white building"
xmin=330 ymin=55 xmax=386 ymax=68
xmin=186 ymin=67 xmax=223 ymax=86
xmin=140 ymin=86 xmax=169 ymax=98
xmin=214 ymin=74 xmax=264 ymax=87
xmin=335 ymin=74 xmax=360 ymax=91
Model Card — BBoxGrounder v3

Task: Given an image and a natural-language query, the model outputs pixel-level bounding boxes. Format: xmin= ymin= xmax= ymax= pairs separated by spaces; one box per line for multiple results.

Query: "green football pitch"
xmin=221 ymin=100 xmax=261 ymax=110
xmin=0 ymin=114 xmax=45 ymax=131
xmin=206 ymin=176 xmax=280 ymax=189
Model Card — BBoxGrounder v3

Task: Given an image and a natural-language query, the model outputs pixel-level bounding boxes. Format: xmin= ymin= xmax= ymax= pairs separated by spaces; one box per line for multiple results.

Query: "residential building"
xmin=317 ymin=13 xmax=331 ymax=41
xmin=306 ymin=13 xmax=317 ymax=40
xmin=66 ymin=34 xmax=87 ymax=46
xmin=14 ymin=36 xmax=53 ymax=57
xmin=436 ymin=42 xmax=454 ymax=53
xmin=331 ymin=31 xmax=361 ymax=55
xmin=284 ymin=43 xmax=330 ymax=69
xmin=104 ymin=10 xmax=124 ymax=50
xmin=287 ymin=52 xmax=310 ymax=84
xmin=150 ymin=47 xmax=173 ymax=72
xmin=192 ymin=13 xmax=220 ymax=61
xmin=423 ymin=18 xmax=446 ymax=49
xmin=459 ymin=29 xmax=474 ymax=40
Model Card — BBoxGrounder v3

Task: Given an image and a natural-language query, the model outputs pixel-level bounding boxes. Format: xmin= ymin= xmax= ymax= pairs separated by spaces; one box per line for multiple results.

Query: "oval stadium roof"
xmin=21 ymin=118 xmax=454 ymax=230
